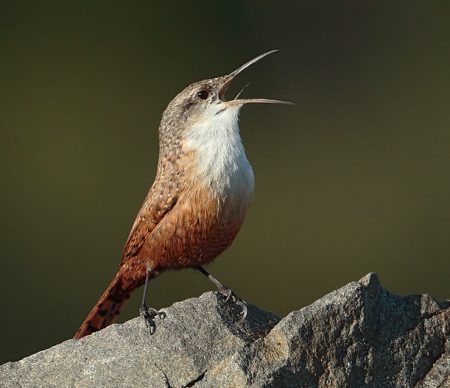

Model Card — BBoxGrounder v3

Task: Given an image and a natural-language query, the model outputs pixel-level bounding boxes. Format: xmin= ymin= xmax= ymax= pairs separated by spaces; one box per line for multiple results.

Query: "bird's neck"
xmin=183 ymin=108 xmax=255 ymax=204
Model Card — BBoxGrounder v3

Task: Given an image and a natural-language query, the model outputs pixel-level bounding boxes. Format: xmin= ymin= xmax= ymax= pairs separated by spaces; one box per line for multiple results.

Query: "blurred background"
xmin=1 ymin=1 xmax=449 ymax=364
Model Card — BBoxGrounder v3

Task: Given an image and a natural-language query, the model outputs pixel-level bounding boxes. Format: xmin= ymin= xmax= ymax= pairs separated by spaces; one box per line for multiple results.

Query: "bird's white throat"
xmin=184 ymin=106 xmax=254 ymax=204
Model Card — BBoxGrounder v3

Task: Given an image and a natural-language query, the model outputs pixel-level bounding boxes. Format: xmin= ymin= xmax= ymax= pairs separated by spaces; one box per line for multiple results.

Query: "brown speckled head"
xmin=157 ymin=50 xmax=291 ymax=146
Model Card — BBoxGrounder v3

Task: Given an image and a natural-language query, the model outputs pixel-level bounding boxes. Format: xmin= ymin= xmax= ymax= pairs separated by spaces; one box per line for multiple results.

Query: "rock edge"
xmin=1 ymin=273 xmax=448 ymax=387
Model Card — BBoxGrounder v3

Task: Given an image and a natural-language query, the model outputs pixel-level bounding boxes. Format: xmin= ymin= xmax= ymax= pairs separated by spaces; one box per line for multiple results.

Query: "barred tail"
xmin=74 ymin=271 xmax=131 ymax=339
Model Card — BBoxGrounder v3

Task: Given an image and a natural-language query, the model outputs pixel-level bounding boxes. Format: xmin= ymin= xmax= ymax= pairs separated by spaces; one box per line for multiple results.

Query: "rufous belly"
xmin=138 ymin=186 xmax=247 ymax=271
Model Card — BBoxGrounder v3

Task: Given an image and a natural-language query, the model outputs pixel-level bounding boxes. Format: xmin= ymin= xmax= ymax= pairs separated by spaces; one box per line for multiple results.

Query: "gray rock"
xmin=202 ymin=274 xmax=450 ymax=387
xmin=1 ymin=273 xmax=448 ymax=387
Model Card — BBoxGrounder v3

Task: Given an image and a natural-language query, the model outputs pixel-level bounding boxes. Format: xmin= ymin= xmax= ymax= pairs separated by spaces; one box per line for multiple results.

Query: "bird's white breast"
xmin=184 ymin=106 xmax=254 ymax=209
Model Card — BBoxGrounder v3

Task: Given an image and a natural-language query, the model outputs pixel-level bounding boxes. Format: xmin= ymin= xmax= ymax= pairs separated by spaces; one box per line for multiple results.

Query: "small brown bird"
xmin=74 ymin=50 xmax=290 ymax=339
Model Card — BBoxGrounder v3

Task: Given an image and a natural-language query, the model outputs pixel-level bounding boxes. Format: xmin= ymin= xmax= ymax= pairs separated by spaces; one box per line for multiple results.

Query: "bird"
xmin=74 ymin=50 xmax=291 ymax=339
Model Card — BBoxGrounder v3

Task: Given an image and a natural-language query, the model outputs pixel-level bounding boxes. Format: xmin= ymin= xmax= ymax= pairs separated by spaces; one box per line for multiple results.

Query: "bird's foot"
xmin=139 ymin=305 xmax=166 ymax=335
xmin=218 ymin=286 xmax=248 ymax=320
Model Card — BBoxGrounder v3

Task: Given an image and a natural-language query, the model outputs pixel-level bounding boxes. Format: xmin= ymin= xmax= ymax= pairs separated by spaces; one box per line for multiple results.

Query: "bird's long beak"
xmin=220 ymin=50 xmax=293 ymax=106
xmin=225 ymin=98 xmax=293 ymax=107
xmin=229 ymin=50 xmax=279 ymax=79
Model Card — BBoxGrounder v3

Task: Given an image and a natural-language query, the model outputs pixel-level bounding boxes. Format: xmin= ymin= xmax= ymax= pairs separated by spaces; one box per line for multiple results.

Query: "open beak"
xmin=219 ymin=50 xmax=293 ymax=106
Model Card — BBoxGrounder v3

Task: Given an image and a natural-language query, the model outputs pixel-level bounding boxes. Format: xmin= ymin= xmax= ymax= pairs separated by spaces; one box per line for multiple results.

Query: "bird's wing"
xmin=120 ymin=179 xmax=180 ymax=266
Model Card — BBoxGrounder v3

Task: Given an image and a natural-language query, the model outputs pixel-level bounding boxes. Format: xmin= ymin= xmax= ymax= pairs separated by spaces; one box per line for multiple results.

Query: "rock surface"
xmin=1 ymin=273 xmax=448 ymax=387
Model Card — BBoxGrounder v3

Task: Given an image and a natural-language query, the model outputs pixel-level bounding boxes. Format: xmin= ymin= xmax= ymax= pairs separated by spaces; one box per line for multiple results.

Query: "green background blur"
xmin=1 ymin=1 xmax=449 ymax=364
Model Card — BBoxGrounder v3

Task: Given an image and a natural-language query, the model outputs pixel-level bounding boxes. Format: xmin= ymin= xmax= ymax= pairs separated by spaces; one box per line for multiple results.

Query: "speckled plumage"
xmin=74 ymin=51 xmax=287 ymax=339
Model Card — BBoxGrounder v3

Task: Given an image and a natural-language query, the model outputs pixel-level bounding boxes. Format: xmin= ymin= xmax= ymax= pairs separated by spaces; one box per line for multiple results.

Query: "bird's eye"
xmin=197 ymin=90 xmax=209 ymax=100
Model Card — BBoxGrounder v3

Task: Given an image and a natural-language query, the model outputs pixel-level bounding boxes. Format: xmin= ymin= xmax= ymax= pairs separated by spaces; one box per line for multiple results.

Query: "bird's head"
xmin=159 ymin=50 xmax=292 ymax=136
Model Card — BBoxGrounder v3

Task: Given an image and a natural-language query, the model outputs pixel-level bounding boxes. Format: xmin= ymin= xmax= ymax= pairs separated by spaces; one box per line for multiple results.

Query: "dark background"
xmin=1 ymin=1 xmax=449 ymax=364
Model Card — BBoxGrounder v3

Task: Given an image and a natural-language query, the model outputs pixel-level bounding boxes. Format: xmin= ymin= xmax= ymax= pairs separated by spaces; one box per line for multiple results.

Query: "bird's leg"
xmin=195 ymin=266 xmax=247 ymax=319
xmin=139 ymin=269 xmax=166 ymax=334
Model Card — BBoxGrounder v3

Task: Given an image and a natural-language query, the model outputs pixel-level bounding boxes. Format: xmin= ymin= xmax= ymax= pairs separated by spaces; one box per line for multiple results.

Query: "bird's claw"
xmin=139 ymin=305 xmax=166 ymax=335
xmin=219 ymin=287 xmax=248 ymax=320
